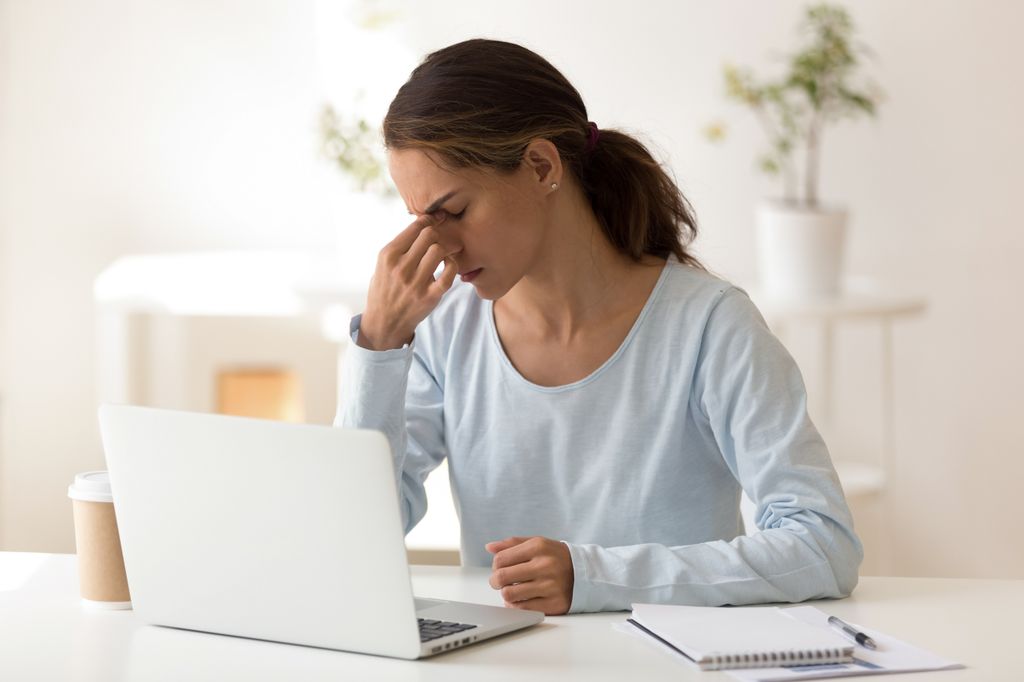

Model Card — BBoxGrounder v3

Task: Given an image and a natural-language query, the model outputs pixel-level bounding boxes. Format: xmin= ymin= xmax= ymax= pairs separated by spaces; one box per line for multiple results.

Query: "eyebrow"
xmin=409 ymin=190 xmax=459 ymax=216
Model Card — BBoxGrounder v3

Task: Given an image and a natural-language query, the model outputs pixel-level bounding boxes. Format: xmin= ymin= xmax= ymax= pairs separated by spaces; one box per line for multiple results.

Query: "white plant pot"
xmin=755 ymin=200 xmax=847 ymax=300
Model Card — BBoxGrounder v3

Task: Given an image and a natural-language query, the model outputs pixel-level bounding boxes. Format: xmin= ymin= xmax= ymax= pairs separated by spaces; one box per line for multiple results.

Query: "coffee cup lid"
xmin=68 ymin=471 xmax=114 ymax=503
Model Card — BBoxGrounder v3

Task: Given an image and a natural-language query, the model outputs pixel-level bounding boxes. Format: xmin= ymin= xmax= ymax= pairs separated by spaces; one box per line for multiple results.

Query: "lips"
xmin=459 ymin=268 xmax=483 ymax=283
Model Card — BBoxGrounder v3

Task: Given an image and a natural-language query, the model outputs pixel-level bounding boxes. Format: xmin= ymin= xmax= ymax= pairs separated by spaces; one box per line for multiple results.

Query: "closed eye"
xmin=437 ymin=208 xmax=466 ymax=220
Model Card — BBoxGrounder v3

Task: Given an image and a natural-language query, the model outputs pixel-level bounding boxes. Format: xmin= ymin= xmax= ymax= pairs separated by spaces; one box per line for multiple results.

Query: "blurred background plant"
xmin=704 ymin=3 xmax=884 ymax=207
xmin=317 ymin=0 xmax=404 ymax=200
xmin=319 ymin=96 xmax=397 ymax=198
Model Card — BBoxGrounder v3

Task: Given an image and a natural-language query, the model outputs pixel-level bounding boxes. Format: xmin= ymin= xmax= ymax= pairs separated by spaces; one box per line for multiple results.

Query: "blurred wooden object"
xmin=407 ymin=549 xmax=461 ymax=566
xmin=216 ymin=368 xmax=304 ymax=423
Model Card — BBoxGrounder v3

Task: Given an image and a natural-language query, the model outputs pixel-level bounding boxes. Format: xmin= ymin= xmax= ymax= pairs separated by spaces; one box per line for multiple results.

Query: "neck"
xmin=499 ymin=184 xmax=654 ymax=341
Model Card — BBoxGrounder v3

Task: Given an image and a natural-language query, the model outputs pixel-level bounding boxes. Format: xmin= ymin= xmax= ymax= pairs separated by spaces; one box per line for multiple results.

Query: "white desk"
xmin=1 ymin=553 xmax=1020 ymax=681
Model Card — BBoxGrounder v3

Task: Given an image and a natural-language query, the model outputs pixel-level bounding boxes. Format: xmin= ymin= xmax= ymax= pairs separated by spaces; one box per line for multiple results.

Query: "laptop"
xmin=97 ymin=404 xmax=543 ymax=659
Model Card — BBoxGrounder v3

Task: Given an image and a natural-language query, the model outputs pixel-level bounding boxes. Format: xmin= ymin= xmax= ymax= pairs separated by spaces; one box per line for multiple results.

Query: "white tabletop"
xmin=0 ymin=553 xmax=1019 ymax=681
xmin=745 ymin=283 xmax=927 ymax=321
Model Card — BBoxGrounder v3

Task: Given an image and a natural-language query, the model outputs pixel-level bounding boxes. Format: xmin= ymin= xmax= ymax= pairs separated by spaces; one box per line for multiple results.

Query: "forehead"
xmin=388 ymin=148 xmax=489 ymax=215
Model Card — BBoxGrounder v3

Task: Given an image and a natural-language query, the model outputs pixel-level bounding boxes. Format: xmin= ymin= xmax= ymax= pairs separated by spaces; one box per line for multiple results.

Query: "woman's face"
xmin=387 ymin=147 xmax=554 ymax=301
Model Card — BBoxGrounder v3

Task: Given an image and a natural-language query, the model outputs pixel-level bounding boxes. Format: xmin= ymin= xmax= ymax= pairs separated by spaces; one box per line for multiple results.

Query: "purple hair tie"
xmin=585 ymin=121 xmax=600 ymax=152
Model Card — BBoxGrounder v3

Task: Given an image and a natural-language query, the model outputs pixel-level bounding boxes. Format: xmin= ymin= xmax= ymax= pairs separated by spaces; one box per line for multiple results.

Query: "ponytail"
xmin=578 ymin=127 xmax=702 ymax=267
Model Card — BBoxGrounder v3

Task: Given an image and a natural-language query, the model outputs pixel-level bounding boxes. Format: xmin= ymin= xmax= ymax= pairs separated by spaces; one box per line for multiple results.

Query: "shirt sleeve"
xmin=334 ymin=314 xmax=447 ymax=534
xmin=564 ymin=287 xmax=864 ymax=613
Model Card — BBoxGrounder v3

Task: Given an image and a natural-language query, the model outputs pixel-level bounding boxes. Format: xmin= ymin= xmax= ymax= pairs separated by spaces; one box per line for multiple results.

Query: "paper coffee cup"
xmin=68 ymin=471 xmax=132 ymax=609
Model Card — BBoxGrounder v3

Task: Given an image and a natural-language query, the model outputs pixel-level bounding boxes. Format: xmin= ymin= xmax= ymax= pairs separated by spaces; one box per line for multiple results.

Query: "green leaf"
xmin=838 ymin=87 xmax=877 ymax=116
xmin=758 ymin=154 xmax=780 ymax=175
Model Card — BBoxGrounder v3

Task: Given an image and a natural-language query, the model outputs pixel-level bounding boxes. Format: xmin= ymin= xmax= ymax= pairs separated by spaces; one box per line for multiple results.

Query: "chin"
xmin=463 ymin=267 xmax=522 ymax=302
xmin=470 ymin=285 xmax=504 ymax=302
xmin=466 ymin=277 xmax=513 ymax=302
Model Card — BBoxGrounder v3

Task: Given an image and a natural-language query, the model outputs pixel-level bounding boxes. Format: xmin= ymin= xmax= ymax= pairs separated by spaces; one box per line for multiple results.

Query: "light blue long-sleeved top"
xmin=335 ymin=257 xmax=863 ymax=613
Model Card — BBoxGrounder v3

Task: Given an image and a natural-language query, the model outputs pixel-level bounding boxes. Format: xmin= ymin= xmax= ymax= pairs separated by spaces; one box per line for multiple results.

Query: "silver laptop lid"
xmin=99 ymin=404 xmax=422 ymax=659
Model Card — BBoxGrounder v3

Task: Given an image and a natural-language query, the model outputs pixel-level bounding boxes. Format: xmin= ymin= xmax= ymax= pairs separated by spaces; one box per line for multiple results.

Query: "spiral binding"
xmin=705 ymin=647 xmax=852 ymax=671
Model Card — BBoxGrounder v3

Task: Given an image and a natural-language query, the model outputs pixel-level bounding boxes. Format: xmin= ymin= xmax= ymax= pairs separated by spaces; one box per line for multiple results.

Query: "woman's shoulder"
xmin=655 ymin=258 xmax=774 ymax=345
xmin=656 ymin=256 xmax=747 ymax=311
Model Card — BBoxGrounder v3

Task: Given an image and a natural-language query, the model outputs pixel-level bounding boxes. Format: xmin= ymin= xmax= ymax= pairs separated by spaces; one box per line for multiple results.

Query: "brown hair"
xmin=383 ymin=38 xmax=704 ymax=269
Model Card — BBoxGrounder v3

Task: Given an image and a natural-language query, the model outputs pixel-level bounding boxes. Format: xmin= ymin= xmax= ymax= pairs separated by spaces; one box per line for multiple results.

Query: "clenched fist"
xmin=486 ymin=536 xmax=574 ymax=615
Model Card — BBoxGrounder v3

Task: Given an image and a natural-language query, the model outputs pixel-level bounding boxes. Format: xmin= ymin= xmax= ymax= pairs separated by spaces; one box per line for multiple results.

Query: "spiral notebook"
xmin=627 ymin=603 xmax=854 ymax=671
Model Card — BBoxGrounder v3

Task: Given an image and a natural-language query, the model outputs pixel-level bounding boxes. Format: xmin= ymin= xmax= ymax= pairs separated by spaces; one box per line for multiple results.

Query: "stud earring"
xmin=550 ymin=182 xmax=559 ymax=190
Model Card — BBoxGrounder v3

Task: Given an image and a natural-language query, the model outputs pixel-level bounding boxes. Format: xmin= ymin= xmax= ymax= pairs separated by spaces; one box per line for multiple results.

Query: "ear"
xmin=521 ymin=138 xmax=563 ymax=192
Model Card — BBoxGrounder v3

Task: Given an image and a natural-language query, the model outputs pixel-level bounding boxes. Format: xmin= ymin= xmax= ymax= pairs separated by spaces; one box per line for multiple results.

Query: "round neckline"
xmin=486 ymin=258 xmax=673 ymax=393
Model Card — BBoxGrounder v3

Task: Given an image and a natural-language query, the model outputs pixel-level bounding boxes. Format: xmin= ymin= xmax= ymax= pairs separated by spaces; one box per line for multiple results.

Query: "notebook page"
xmin=724 ymin=607 xmax=965 ymax=681
xmin=631 ymin=604 xmax=852 ymax=662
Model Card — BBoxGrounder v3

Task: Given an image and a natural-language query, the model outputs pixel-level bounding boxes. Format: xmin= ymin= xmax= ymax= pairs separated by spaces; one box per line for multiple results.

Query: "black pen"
xmin=828 ymin=615 xmax=877 ymax=650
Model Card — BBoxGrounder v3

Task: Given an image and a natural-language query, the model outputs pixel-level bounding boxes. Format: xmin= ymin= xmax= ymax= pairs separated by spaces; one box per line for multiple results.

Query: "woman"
xmin=337 ymin=38 xmax=862 ymax=615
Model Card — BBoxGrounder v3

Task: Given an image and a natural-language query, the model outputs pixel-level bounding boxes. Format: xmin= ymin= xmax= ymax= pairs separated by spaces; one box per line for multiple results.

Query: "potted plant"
xmin=705 ymin=3 xmax=884 ymax=300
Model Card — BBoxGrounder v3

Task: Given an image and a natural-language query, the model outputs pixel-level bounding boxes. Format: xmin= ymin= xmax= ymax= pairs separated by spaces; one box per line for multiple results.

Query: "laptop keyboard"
xmin=418 ymin=618 xmax=478 ymax=642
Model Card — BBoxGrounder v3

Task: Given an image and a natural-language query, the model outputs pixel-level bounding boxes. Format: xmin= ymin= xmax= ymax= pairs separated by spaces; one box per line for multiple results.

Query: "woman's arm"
xmin=335 ymin=313 xmax=447 ymax=534
xmin=562 ymin=287 xmax=863 ymax=613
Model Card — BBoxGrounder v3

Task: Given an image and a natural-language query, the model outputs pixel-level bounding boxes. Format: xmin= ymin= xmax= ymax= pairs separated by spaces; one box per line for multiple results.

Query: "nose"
xmin=429 ymin=214 xmax=462 ymax=255
xmin=436 ymin=232 xmax=463 ymax=257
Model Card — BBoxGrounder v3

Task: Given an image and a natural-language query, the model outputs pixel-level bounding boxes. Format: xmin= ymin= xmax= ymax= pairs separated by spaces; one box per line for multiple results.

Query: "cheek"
xmin=460 ymin=202 xmax=541 ymax=257
xmin=502 ymin=213 xmax=545 ymax=253
xmin=472 ymin=222 xmax=518 ymax=255
xmin=486 ymin=202 xmax=541 ymax=242
xmin=485 ymin=225 xmax=541 ymax=272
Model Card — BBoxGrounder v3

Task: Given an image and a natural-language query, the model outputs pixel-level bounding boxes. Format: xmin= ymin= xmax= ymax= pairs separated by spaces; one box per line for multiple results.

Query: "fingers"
xmin=488 ymin=559 xmax=537 ymax=589
xmin=486 ymin=536 xmax=530 ymax=556
xmin=361 ymin=211 xmax=458 ymax=351
xmin=431 ymin=256 xmax=458 ymax=295
xmin=387 ymin=212 xmax=443 ymax=255
xmin=405 ymin=217 xmax=446 ymax=269
xmin=504 ymin=597 xmax=563 ymax=616
xmin=414 ymin=241 xmax=460 ymax=283
xmin=490 ymin=537 xmax=541 ymax=570
xmin=499 ymin=578 xmax=555 ymax=604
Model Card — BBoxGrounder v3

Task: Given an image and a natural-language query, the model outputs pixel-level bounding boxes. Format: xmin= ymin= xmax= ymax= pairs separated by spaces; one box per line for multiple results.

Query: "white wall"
xmin=1 ymin=0 xmax=1022 ymax=577
xmin=0 ymin=0 xmax=344 ymax=551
